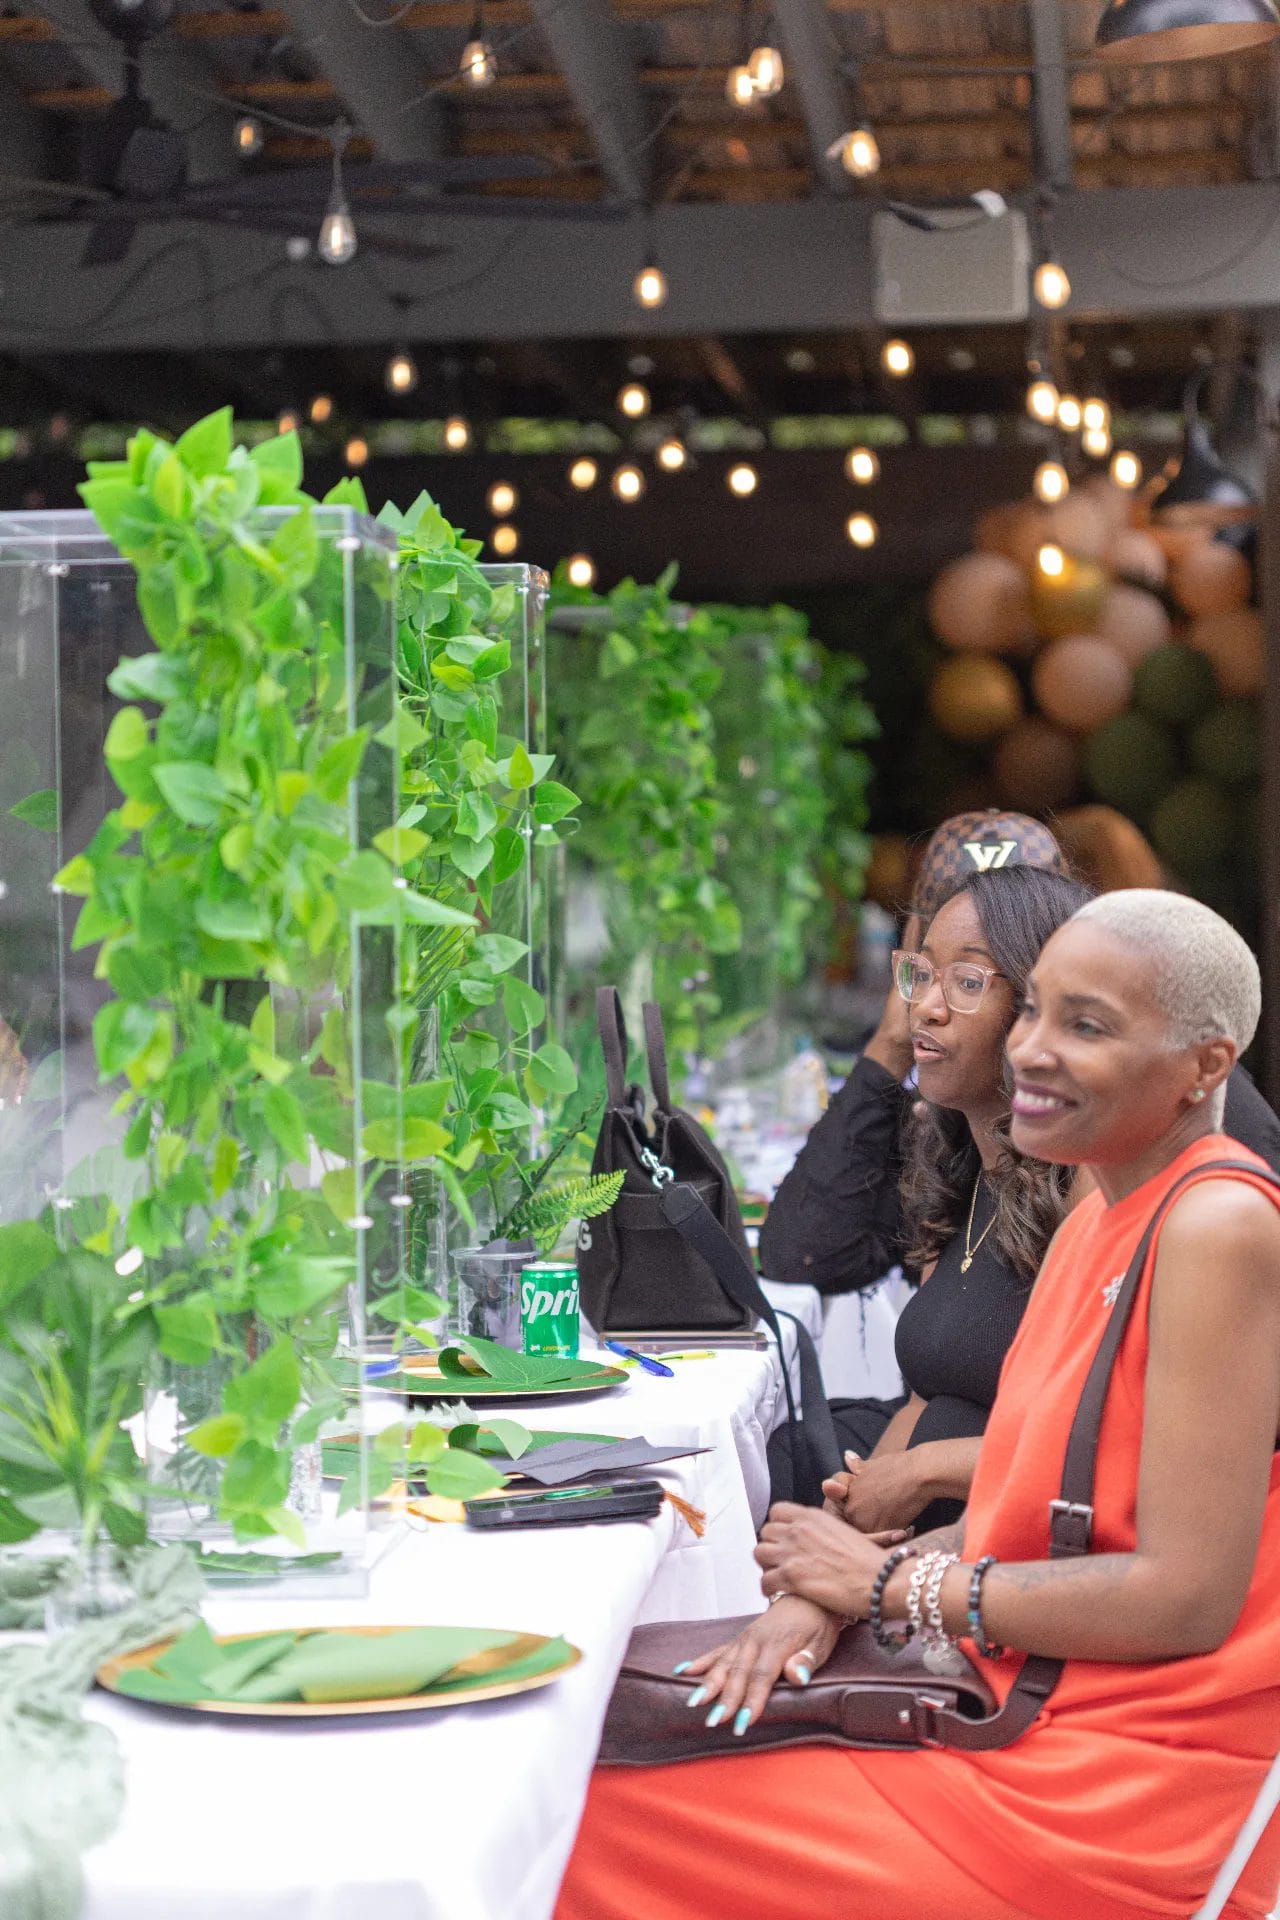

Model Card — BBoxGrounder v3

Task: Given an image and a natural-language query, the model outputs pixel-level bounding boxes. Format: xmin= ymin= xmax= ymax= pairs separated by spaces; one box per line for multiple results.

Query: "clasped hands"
xmin=822 ymin=1446 xmax=929 ymax=1536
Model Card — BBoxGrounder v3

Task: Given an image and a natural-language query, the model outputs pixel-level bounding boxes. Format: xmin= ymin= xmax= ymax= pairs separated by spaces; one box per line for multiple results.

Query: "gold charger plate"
xmin=97 ymin=1625 xmax=582 ymax=1719
xmin=396 ymin=1359 xmax=628 ymax=1400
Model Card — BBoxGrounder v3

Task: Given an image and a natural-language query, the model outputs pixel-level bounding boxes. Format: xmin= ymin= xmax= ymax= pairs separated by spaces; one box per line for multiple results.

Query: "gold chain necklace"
xmin=961 ymin=1173 xmax=996 ymax=1275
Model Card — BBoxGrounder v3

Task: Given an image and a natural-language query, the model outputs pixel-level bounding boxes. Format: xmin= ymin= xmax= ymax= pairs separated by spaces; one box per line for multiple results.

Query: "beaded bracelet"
xmin=869 ymin=1543 xmax=916 ymax=1651
xmin=966 ymin=1554 xmax=1005 ymax=1659
xmin=924 ymin=1551 xmax=960 ymax=1647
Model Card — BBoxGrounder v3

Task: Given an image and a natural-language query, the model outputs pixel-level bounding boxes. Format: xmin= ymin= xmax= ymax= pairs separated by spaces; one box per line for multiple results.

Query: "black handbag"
xmin=578 ymin=987 xmax=841 ymax=1505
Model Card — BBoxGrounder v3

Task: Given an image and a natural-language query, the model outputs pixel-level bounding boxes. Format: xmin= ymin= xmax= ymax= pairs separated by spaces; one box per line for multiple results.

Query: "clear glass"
xmin=0 ymin=507 xmax=405 ymax=1596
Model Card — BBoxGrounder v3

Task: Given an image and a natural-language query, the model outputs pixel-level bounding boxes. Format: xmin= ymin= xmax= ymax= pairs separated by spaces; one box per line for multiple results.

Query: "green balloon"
xmin=1131 ymin=645 xmax=1217 ymax=729
xmin=1189 ymin=701 xmax=1261 ymax=788
xmin=1150 ymin=777 xmax=1234 ymax=873
xmin=1083 ymin=712 xmax=1180 ymax=819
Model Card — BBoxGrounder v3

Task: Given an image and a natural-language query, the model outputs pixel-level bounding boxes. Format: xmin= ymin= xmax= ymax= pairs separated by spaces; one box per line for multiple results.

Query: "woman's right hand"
xmin=674 ymin=1597 xmax=841 ymax=1735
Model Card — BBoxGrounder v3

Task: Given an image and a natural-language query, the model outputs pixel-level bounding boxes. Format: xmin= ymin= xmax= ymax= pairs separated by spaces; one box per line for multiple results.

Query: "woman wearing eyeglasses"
xmin=800 ymin=864 xmax=1093 ymax=1535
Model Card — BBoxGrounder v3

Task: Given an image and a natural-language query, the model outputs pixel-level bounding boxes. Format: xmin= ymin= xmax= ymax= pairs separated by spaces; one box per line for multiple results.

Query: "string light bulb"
xmin=881 ymin=338 xmax=914 ymax=377
xmin=1081 ymin=397 xmax=1110 ymax=433
xmin=747 ymin=45 xmax=784 ymax=96
xmin=277 ymin=410 xmax=299 ymax=435
xmin=634 ymin=258 xmax=668 ymax=310
xmin=727 ymin=462 xmax=758 ymax=497
xmin=460 ymin=11 xmax=497 ymax=87
xmin=1111 ymin=449 xmax=1142 ymax=489
xmin=566 ymin=553 xmax=596 ymax=589
xmin=612 ymin=463 xmax=645 ymax=502
xmin=657 ymin=436 xmax=688 ymax=472
xmin=318 ymin=138 xmax=357 ymax=266
xmin=1034 ymin=460 xmax=1070 ymax=504
xmin=845 ymin=446 xmax=879 ymax=484
xmin=309 ymin=393 xmax=333 ymax=425
xmin=1033 ymin=259 xmax=1071 ymax=310
xmin=846 ymin=512 xmax=877 ymax=548
xmin=443 ymin=415 xmax=471 ymax=451
xmin=490 ymin=524 xmax=519 ymax=556
xmin=385 ymin=349 xmax=418 ymax=396
xmin=1056 ymin=394 xmax=1082 ymax=432
xmin=234 ymin=115 xmax=263 ymax=157
xmin=1026 ymin=378 xmax=1059 ymax=423
xmin=569 ymin=456 xmax=599 ymax=491
xmin=832 ymin=125 xmax=880 ymax=178
xmin=1038 ymin=542 xmax=1066 ymax=577
xmin=1082 ymin=424 xmax=1112 ymax=459
xmin=727 ymin=63 xmax=757 ymax=107
xmin=345 ymin=435 xmax=369 ymax=469
xmin=617 ymin=381 xmax=651 ymax=419
xmin=487 ymin=480 xmax=518 ymax=517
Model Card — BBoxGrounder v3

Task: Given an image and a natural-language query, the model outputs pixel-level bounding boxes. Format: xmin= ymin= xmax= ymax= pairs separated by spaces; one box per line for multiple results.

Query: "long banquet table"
xmin=79 ymin=1298 xmax=821 ymax=1920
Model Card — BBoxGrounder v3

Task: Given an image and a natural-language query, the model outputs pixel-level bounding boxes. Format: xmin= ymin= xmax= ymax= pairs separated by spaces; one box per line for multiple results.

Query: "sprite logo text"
xmin=521 ymin=1279 xmax=579 ymax=1319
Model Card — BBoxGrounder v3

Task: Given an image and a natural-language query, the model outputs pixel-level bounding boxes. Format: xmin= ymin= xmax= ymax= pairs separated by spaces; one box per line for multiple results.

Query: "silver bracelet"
xmin=924 ymin=1552 xmax=960 ymax=1646
xmin=905 ymin=1551 xmax=936 ymax=1640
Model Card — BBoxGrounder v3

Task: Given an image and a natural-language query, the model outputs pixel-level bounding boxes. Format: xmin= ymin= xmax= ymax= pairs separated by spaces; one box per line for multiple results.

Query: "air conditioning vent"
xmin=872 ymin=206 xmax=1031 ymax=326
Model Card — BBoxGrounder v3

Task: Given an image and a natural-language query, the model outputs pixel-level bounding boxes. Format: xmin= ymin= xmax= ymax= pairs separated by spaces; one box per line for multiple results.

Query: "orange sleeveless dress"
xmin=555 ymin=1137 xmax=1280 ymax=1920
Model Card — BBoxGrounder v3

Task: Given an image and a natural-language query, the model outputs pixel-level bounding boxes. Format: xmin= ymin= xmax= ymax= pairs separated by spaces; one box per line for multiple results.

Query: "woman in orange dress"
xmin=556 ymin=890 xmax=1280 ymax=1920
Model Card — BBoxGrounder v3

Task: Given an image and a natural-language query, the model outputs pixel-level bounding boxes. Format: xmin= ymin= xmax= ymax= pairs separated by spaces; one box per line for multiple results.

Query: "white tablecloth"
xmin=79 ymin=1314 xmax=821 ymax=1920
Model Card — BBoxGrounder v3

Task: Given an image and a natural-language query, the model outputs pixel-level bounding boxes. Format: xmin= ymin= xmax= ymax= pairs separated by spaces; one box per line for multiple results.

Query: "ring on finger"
xmin=766 ymin=1588 xmax=791 ymax=1606
xmin=794 ymin=1648 xmax=816 ymax=1665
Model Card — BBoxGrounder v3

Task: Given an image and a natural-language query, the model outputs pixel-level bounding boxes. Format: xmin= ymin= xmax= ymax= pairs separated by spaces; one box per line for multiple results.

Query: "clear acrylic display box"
xmin=0 ymin=506 xmax=409 ymax=1596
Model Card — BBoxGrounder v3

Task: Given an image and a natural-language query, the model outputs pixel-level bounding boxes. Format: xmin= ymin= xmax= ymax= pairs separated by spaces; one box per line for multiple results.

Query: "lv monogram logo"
xmin=964 ymin=840 xmax=1018 ymax=873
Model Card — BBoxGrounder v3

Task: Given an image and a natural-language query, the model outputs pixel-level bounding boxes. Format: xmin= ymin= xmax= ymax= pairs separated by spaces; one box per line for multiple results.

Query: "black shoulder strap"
xmin=596 ymin=986 xmax=629 ymax=1111
xmin=660 ymin=1183 xmax=842 ymax=1506
xmin=641 ymin=1001 xmax=673 ymax=1114
xmin=935 ymin=1156 xmax=1280 ymax=1752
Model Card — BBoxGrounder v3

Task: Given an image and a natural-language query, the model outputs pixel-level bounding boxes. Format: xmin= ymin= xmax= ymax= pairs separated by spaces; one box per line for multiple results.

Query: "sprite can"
xmin=520 ymin=1260 xmax=580 ymax=1360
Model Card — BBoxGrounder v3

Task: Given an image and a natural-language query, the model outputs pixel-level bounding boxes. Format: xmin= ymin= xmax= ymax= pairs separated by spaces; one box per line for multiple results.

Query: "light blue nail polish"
xmin=686 ymin=1686 xmax=707 ymax=1708
xmin=733 ymin=1708 xmax=751 ymax=1737
xmin=795 ymin=1664 xmax=812 ymax=1686
xmin=672 ymin=1661 xmax=692 ymax=1675
xmin=705 ymin=1703 xmax=727 ymax=1729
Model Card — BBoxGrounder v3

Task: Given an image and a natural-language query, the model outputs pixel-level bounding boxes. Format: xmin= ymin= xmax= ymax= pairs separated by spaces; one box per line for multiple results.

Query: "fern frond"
xmin=506 ymin=1171 xmax=623 ymax=1255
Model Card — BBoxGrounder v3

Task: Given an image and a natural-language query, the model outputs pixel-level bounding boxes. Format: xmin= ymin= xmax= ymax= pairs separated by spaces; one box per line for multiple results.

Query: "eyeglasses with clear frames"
xmin=892 ymin=950 xmax=1006 ymax=1015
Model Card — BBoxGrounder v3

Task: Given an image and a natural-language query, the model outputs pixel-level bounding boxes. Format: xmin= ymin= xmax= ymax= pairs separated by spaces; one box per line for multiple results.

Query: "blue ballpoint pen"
xmin=604 ymin=1340 xmax=675 ymax=1378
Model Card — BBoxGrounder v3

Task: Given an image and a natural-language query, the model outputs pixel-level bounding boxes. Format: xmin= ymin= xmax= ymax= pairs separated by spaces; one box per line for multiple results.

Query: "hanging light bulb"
xmin=1111 ymin=449 xmax=1142 ymax=490
xmin=657 ymin=436 xmax=688 ymax=472
xmin=1037 ymin=542 xmax=1066 ymax=578
xmin=569 ymin=456 xmax=599 ymax=491
xmin=385 ymin=349 xmax=418 ymax=396
xmin=634 ymin=258 xmax=668 ymax=310
xmin=747 ymin=44 xmax=784 ymax=95
xmin=1033 ymin=259 xmax=1071 ymax=310
xmin=309 ymin=393 xmax=333 ymax=425
xmin=443 ymin=415 xmax=471 ymax=451
xmin=1034 ymin=460 xmax=1070 ymax=504
xmin=1056 ymin=394 xmax=1082 ymax=432
xmin=345 ymin=435 xmax=369 ymax=469
xmin=881 ymin=338 xmax=914 ymax=377
xmin=845 ymin=446 xmax=879 ymax=485
xmin=487 ymin=480 xmax=518 ymax=517
xmin=234 ymin=114 xmax=263 ymax=157
xmin=831 ymin=125 xmax=880 ymax=178
xmin=1026 ymin=378 xmax=1059 ymax=424
xmin=566 ymin=553 xmax=596 ymax=589
xmin=460 ymin=9 xmax=497 ymax=87
xmin=727 ymin=462 xmax=758 ymax=497
xmin=1081 ymin=397 xmax=1110 ymax=433
xmin=727 ymin=63 xmax=757 ymax=106
xmin=617 ymin=381 xmax=651 ymax=419
xmin=318 ymin=138 xmax=357 ymax=266
xmin=277 ymin=410 xmax=299 ymax=435
xmin=846 ymin=512 xmax=877 ymax=548
xmin=490 ymin=524 xmax=520 ymax=556
xmin=612 ymin=463 xmax=646 ymax=502
xmin=1082 ymin=424 xmax=1112 ymax=459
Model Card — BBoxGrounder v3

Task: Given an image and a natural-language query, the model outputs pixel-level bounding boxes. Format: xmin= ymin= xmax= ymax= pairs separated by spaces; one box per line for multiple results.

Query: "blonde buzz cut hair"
xmin=1071 ymin=890 xmax=1260 ymax=1125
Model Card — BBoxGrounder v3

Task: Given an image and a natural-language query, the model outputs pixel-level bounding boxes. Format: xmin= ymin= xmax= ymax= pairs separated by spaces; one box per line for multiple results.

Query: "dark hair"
xmin=901 ymin=864 xmax=1095 ymax=1284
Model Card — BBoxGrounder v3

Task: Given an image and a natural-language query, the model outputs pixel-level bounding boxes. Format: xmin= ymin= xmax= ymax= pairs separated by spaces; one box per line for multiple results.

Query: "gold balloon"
xmin=1033 ymin=635 xmax=1133 ymax=733
xmin=993 ymin=717 xmax=1082 ymax=811
xmin=1170 ymin=540 xmax=1251 ymax=618
xmin=927 ymin=553 xmax=1033 ymax=653
xmin=929 ymin=654 xmax=1023 ymax=744
xmin=1187 ymin=606 xmax=1265 ymax=697
xmin=1095 ymin=584 xmax=1172 ymax=667
xmin=1030 ymin=556 xmax=1108 ymax=640
xmin=1108 ymin=529 xmax=1168 ymax=590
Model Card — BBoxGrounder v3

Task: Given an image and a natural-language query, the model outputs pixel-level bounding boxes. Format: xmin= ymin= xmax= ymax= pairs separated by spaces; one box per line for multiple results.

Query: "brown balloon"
xmin=928 ymin=552 xmax=1033 ymax=653
xmin=1004 ymin=502 xmax=1056 ymax=575
xmin=929 ymin=654 xmax=1024 ymax=744
xmin=1170 ymin=540 xmax=1251 ymax=618
xmin=1033 ymin=635 xmax=1133 ymax=733
xmin=1055 ymin=804 xmax=1167 ymax=892
xmin=1043 ymin=493 xmax=1110 ymax=563
xmin=993 ymin=717 xmax=1082 ymax=811
xmin=1082 ymin=475 xmax=1136 ymax=539
xmin=974 ymin=504 xmax=1023 ymax=558
xmin=1030 ymin=557 xmax=1109 ymax=640
xmin=1187 ymin=606 xmax=1265 ymax=697
xmin=862 ymin=833 xmax=913 ymax=913
xmin=1109 ymin=529 xmax=1168 ymax=590
xmin=1095 ymin=584 xmax=1172 ymax=667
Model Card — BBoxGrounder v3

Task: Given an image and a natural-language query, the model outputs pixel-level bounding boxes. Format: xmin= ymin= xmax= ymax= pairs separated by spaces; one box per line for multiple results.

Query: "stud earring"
xmin=1189 ymin=1087 xmax=1206 ymax=1104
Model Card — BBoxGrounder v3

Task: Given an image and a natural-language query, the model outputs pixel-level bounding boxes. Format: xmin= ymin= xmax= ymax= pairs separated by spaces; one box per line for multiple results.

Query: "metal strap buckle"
xmin=897 ymin=1691 xmax=949 ymax=1748
xmin=640 ymin=1147 xmax=675 ymax=1189
xmin=1048 ymin=1497 xmax=1094 ymax=1556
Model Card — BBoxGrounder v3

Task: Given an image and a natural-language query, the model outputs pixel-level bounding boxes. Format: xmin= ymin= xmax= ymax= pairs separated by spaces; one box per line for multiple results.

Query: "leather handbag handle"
xmin=596 ymin=985 xmax=629 ymax=1111
xmin=641 ymin=1001 xmax=674 ymax=1114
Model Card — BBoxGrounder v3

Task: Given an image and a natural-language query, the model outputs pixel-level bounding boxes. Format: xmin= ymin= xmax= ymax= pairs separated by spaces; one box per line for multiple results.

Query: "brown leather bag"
xmin=600 ymin=1159 xmax=1280 ymax=1763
